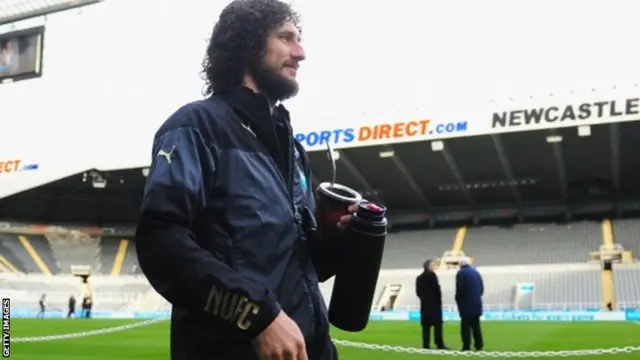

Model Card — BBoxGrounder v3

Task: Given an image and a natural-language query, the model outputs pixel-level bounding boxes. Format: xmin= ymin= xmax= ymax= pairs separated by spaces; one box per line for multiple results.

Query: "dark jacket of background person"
xmin=416 ymin=266 xmax=443 ymax=323
xmin=455 ymin=263 xmax=484 ymax=318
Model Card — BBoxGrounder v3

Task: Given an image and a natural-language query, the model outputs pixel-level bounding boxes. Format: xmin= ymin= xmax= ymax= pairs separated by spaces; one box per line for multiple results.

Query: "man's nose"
xmin=291 ymin=43 xmax=306 ymax=62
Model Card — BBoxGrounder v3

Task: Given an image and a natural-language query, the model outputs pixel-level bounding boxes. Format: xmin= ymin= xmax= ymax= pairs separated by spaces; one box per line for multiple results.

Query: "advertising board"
xmin=9 ymin=308 xmax=634 ymax=322
xmin=295 ymin=119 xmax=469 ymax=151
xmin=377 ymin=310 xmax=629 ymax=322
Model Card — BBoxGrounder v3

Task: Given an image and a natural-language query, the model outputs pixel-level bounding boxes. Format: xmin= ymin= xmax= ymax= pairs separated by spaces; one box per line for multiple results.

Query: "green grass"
xmin=8 ymin=319 xmax=640 ymax=359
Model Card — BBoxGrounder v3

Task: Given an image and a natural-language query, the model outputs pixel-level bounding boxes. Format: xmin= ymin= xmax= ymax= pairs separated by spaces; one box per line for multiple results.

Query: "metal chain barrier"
xmin=11 ymin=318 xmax=640 ymax=358
xmin=332 ymin=340 xmax=640 ymax=358
xmin=12 ymin=318 xmax=164 ymax=343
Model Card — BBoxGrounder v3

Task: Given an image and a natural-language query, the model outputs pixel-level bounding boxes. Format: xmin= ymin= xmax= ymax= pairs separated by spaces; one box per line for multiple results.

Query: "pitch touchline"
xmin=12 ymin=318 xmax=164 ymax=343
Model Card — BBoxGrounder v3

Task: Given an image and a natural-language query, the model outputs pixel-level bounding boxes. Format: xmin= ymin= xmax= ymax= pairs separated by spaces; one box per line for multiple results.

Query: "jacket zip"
xmin=270 ymin=117 xmax=323 ymax=339
xmin=283 ymin=122 xmax=323 ymax=339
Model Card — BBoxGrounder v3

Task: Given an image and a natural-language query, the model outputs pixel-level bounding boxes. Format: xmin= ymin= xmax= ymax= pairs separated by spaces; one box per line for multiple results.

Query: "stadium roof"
xmin=307 ymin=121 xmax=640 ymax=223
xmin=2 ymin=121 xmax=640 ymax=226
xmin=0 ymin=0 xmax=101 ymax=25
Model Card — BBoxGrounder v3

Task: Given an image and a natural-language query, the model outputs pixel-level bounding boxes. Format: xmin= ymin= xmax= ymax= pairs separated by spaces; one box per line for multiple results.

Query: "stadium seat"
xmin=462 ymin=222 xmax=602 ymax=266
xmin=612 ymin=219 xmax=640 ymax=258
xmin=613 ymin=264 xmax=640 ymax=310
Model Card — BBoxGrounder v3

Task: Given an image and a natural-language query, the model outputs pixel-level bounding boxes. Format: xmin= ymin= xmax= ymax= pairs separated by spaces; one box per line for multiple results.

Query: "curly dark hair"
xmin=201 ymin=0 xmax=301 ymax=95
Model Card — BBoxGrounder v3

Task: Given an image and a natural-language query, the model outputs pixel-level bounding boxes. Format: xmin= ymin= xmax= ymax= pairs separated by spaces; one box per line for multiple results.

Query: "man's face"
xmin=249 ymin=21 xmax=306 ymax=102
xmin=429 ymin=261 xmax=437 ymax=272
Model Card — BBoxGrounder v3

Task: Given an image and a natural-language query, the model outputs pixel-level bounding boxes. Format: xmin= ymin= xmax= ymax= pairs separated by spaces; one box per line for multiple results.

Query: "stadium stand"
xmin=0 ymin=273 xmax=151 ymax=312
xmin=0 ymin=234 xmax=50 ymax=274
xmin=612 ymin=219 xmax=640 ymax=257
xmin=461 ymin=222 xmax=603 ymax=266
xmin=475 ymin=265 xmax=602 ymax=310
xmin=99 ymin=237 xmax=121 ymax=275
xmin=613 ymin=264 xmax=640 ymax=310
xmin=26 ymin=234 xmax=60 ymax=275
xmin=381 ymin=228 xmax=458 ymax=269
xmin=1 ymin=219 xmax=638 ymax=315
xmin=96 ymin=237 xmax=141 ymax=276
xmin=365 ymin=264 xmax=604 ymax=312
xmin=0 ymin=215 xmax=638 ymax=315
xmin=121 ymin=239 xmax=142 ymax=275
xmin=45 ymin=230 xmax=100 ymax=274
xmin=0 ymin=235 xmax=27 ymax=273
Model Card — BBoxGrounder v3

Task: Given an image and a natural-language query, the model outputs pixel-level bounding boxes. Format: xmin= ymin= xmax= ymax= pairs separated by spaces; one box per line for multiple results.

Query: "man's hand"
xmin=336 ymin=203 xmax=359 ymax=230
xmin=252 ymin=310 xmax=308 ymax=360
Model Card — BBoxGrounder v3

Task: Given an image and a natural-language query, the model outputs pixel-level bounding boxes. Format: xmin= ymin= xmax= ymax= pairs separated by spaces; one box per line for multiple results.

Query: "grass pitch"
xmin=9 ymin=319 xmax=640 ymax=359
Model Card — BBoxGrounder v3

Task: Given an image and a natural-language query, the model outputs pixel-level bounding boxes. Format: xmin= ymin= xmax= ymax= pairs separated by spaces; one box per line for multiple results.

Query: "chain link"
xmin=332 ymin=340 xmax=640 ymax=358
xmin=11 ymin=319 xmax=640 ymax=358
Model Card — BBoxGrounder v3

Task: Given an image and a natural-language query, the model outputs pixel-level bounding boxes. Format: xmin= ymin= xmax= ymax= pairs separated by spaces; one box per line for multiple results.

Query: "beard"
xmin=249 ymin=58 xmax=299 ymax=102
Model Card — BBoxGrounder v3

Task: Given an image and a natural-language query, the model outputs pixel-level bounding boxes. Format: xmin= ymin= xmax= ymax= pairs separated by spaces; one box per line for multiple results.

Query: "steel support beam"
xmin=384 ymin=145 xmax=430 ymax=208
xmin=549 ymin=130 xmax=568 ymax=201
xmin=609 ymin=123 xmax=621 ymax=215
xmin=439 ymin=143 xmax=475 ymax=207
xmin=338 ymin=152 xmax=383 ymax=204
xmin=491 ymin=134 xmax=523 ymax=204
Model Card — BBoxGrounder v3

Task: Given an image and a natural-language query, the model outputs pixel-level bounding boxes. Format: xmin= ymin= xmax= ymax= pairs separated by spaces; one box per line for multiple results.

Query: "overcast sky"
xmin=0 ymin=0 xmax=638 ymax=167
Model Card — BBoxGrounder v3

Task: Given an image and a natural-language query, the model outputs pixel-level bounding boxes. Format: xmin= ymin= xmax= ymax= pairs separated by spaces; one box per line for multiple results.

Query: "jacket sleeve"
xmin=135 ymin=125 xmax=281 ymax=339
xmin=415 ymin=275 xmax=423 ymax=299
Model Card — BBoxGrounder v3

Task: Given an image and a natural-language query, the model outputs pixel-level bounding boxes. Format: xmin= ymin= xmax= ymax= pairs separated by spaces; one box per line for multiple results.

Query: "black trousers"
xmin=460 ymin=316 xmax=483 ymax=350
xmin=421 ymin=321 xmax=445 ymax=349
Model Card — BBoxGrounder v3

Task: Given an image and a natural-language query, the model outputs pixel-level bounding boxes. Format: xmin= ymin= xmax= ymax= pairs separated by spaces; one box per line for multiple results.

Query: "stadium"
xmin=1 ymin=0 xmax=640 ymax=359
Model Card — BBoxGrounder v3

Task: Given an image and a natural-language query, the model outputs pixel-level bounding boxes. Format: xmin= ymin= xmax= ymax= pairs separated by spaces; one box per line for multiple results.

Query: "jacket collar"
xmin=215 ymin=86 xmax=291 ymax=126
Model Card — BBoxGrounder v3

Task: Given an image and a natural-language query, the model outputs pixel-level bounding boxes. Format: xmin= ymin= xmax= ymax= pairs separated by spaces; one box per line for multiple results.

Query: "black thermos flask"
xmin=328 ymin=200 xmax=388 ymax=332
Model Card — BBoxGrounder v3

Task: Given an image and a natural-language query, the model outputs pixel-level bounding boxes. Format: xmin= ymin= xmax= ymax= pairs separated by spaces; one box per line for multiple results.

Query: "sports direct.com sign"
xmin=295 ymin=119 xmax=469 ymax=151
xmin=293 ymin=90 xmax=640 ymax=152
xmin=0 ymin=159 xmax=39 ymax=175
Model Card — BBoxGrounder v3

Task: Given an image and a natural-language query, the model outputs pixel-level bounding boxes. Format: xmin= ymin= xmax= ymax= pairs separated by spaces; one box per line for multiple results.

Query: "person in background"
xmin=84 ymin=295 xmax=93 ymax=319
xmin=455 ymin=257 xmax=484 ymax=352
xmin=37 ymin=293 xmax=46 ymax=319
xmin=81 ymin=295 xmax=89 ymax=319
xmin=68 ymin=295 xmax=76 ymax=318
xmin=0 ymin=39 xmax=19 ymax=75
xmin=416 ymin=259 xmax=448 ymax=350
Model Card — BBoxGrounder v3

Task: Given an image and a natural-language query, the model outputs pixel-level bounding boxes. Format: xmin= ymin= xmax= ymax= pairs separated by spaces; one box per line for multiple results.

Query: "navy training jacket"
xmin=135 ymin=86 xmax=339 ymax=360
xmin=455 ymin=264 xmax=484 ymax=318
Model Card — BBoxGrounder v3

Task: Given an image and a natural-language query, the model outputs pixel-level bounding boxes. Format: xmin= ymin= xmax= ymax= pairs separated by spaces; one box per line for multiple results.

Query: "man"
xmin=135 ymin=1 xmax=355 ymax=359
xmin=416 ymin=259 xmax=448 ymax=350
xmin=455 ymin=257 xmax=484 ymax=351
xmin=84 ymin=295 xmax=93 ymax=319
xmin=0 ymin=39 xmax=19 ymax=75
xmin=37 ymin=294 xmax=46 ymax=319
xmin=67 ymin=295 xmax=76 ymax=318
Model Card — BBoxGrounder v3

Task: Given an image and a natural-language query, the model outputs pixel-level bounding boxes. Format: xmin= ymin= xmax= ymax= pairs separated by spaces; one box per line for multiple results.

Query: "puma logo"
xmin=241 ymin=122 xmax=257 ymax=138
xmin=157 ymin=145 xmax=176 ymax=164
